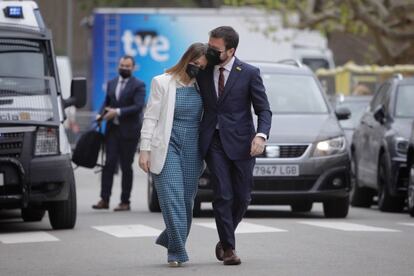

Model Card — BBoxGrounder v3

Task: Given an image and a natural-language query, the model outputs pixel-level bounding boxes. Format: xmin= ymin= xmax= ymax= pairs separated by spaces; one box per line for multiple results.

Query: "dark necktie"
xmin=116 ymin=79 xmax=126 ymax=101
xmin=218 ymin=67 xmax=225 ymax=98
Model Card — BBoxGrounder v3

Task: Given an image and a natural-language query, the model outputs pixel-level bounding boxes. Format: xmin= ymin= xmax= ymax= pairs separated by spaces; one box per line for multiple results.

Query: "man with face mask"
xmin=197 ymin=26 xmax=272 ymax=265
xmin=92 ymin=55 xmax=146 ymax=211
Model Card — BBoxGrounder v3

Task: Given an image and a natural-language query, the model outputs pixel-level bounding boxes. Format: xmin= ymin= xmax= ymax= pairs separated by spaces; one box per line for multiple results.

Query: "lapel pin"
xmin=236 ymin=66 xmax=242 ymax=71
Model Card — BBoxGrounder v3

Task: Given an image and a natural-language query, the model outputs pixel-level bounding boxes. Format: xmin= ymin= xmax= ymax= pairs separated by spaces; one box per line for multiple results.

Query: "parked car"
xmin=148 ymin=60 xmax=352 ymax=218
xmin=334 ymin=95 xmax=372 ymax=145
xmin=351 ymin=76 xmax=414 ymax=212
xmin=407 ymin=121 xmax=414 ymax=216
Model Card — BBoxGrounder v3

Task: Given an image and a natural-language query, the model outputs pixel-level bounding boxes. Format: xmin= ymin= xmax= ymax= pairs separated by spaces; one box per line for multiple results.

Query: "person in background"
xmin=138 ymin=43 xmax=207 ymax=267
xmin=197 ymin=26 xmax=272 ymax=265
xmin=92 ymin=55 xmax=146 ymax=211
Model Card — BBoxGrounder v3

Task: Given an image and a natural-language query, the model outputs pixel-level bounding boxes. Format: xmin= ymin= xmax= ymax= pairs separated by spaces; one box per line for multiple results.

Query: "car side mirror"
xmin=335 ymin=106 xmax=351 ymax=121
xmin=63 ymin=77 xmax=87 ymax=108
xmin=373 ymin=105 xmax=386 ymax=124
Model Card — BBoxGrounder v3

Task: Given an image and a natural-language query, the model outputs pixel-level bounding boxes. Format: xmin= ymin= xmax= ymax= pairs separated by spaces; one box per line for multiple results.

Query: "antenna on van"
xmin=277 ymin=59 xmax=303 ymax=68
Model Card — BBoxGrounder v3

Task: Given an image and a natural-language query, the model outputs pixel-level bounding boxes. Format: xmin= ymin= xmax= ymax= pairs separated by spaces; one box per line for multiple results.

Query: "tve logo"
xmin=122 ymin=30 xmax=169 ymax=62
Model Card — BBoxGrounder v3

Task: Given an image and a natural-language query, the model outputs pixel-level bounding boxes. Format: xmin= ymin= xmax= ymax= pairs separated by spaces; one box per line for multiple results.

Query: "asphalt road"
xmin=1 ymin=159 xmax=414 ymax=276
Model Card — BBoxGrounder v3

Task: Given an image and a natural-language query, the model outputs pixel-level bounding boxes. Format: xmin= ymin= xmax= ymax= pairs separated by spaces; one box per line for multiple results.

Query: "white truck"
xmin=0 ymin=1 xmax=86 ymax=229
xmin=91 ymin=7 xmax=334 ymax=110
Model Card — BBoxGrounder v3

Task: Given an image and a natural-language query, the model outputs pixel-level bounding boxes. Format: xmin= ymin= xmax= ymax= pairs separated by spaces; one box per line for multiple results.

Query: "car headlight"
xmin=395 ymin=137 xmax=409 ymax=155
xmin=35 ymin=127 xmax=59 ymax=156
xmin=312 ymin=136 xmax=346 ymax=157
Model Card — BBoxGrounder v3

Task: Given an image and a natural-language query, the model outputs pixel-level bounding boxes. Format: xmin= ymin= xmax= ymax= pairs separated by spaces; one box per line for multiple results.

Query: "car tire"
xmin=48 ymin=174 xmax=77 ymax=230
xmin=21 ymin=208 xmax=45 ymax=222
xmin=193 ymin=198 xmax=201 ymax=217
xmin=350 ymin=155 xmax=374 ymax=208
xmin=291 ymin=201 xmax=313 ymax=212
xmin=147 ymin=174 xmax=161 ymax=212
xmin=323 ymin=197 xmax=349 ymax=218
xmin=407 ymin=162 xmax=414 ymax=217
xmin=377 ymin=154 xmax=405 ymax=212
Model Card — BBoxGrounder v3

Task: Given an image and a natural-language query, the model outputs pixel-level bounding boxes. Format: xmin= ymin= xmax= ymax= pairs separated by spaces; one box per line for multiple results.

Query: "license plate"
xmin=253 ymin=165 xmax=299 ymax=177
xmin=0 ymin=173 xmax=4 ymax=186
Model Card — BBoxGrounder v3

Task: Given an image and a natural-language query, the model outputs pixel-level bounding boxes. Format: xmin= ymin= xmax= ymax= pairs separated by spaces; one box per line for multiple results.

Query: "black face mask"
xmin=206 ymin=47 xmax=222 ymax=66
xmin=186 ymin=64 xmax=200 ymax=79
xmin=119 ymin=68 xmax=132 ymax=79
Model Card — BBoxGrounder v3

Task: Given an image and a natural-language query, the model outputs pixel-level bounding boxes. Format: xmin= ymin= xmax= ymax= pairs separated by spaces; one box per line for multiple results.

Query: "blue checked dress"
xmin=152 ymin=84 xmax=203 ymax=263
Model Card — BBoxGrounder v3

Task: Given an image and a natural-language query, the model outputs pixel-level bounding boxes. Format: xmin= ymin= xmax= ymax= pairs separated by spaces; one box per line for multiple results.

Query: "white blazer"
xmin=140 ymin=73 xmax=178 ymax=174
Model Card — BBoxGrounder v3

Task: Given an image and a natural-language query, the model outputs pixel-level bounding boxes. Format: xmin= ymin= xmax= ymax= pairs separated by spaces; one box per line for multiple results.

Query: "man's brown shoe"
xmin=92 ymin=200 xmax=109 ymax=210
xmin=114 ymin=203 xmax=131 ymax=211
xmin=215 ymin=242 xmax=224 ymax=261
xmin=223 ymin=249 xmax=241 ymax=265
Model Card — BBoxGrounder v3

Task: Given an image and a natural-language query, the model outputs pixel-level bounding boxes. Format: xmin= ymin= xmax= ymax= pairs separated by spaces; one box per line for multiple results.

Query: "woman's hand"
xmin=139 ymin=151 xmax=151 ymax=173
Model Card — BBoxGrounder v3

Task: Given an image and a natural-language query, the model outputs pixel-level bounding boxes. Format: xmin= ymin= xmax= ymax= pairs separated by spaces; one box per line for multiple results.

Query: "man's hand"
xmin=103 ymin=107 xmax=118 ymax=121
xmin=250 ymin=136 xmax=266 ymax=157
xmin=139 ymin=151 xmax=151 ymax=173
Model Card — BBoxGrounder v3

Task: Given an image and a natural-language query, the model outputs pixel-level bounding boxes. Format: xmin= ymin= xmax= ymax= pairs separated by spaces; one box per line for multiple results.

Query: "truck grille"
xmin=0 ymin=132 xmax=24 ymax=158
xmin=260 ymin=145 xmax=309 ymax=158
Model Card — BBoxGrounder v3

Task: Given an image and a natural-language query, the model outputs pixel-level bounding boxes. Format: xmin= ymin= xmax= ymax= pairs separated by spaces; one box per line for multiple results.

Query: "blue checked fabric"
xmin=152 ymin=85 xmax=203 ymax=263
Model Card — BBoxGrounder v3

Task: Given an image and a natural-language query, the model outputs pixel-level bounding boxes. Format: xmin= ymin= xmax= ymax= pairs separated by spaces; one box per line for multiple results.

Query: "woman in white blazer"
xmin=139 ymin=43 xmax=207 ymax=267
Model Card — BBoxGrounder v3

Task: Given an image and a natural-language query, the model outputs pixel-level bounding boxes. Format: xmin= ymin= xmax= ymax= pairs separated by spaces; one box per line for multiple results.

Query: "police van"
xmin=0 ymin=1 xmax=86 ymax=229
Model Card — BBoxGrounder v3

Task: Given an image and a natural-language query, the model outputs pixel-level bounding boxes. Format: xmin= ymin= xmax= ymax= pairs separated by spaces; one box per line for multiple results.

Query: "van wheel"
xmin=377 ymin=154 xmax=404 ymax=212
xmin=193 ymin=199 xmax=201 ymax=217
xmin=323 ymin=197 xmax=349 ymax=218
xmin=407 ymin=163 xmax=414 ymax=217
xmin=350 ymin=156 xmax=374 ymax=207
xmin=291 ymin=201 xmax=313 ymax=212
xmin=21 ymin=208 xmax=45 ymax=222
xmin=147 ymin=174 xmax=161 ymax=212
xmin=48 ymin=175 xmax=77 ymax=230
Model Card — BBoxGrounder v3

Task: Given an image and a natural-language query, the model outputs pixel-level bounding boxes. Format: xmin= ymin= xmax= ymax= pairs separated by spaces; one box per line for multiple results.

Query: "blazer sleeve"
xmin=250 ymin=67 xmax=272 ymax=138
xmin=119 ymin=80 xmax=146 ymax=117
xmin=140 ymin=77 xmax=163 ymax=151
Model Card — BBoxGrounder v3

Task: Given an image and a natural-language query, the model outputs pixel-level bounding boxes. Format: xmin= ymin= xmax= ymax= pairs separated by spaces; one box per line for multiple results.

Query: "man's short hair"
xmin=209 ymin=26 xmax=239 ymax=50
xmin=120 ymin=55 xmax=135 ymax=66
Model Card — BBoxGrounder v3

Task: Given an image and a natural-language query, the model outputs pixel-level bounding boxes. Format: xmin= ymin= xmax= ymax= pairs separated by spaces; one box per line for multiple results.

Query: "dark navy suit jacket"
xmin=197 ymin=57 xmax=272 ymax=160
xmin=101 ymin=76 xmax=146 ymax=140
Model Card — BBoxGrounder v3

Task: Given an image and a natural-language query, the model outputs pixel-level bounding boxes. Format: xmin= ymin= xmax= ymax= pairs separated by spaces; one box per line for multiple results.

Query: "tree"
xmin=224 ymin=0 xmax=414 ymax=65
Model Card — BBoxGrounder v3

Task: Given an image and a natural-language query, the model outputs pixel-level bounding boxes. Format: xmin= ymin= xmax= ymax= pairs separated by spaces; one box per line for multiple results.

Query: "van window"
xmin=0 ymin=39 xmax=49 ymax=77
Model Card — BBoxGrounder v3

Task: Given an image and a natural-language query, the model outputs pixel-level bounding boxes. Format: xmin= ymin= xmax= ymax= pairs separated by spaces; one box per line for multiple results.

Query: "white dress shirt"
xmin=113 ymin=76 xmax=129 ymax=124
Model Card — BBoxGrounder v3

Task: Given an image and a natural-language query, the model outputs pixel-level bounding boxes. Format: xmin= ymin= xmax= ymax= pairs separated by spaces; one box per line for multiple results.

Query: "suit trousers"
xmin=206 ymin=131 xmax=255 ymax=250
xmin=101 ymin=125 xmax=139 ymax=204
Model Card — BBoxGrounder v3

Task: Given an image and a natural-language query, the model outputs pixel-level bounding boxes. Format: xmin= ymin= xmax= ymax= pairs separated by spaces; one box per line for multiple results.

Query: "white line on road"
xmin=299 ymin=221 xmax=400 ymax=232
xmin=398 ymin=222 xmax=414 ymax=227
xmin=92 ymin=224 xmax=162 ymax=238
xmin=0 ymin=232 xmax=60 ymax=244
xmin=195 ymin=221 xmax=287 ymax=233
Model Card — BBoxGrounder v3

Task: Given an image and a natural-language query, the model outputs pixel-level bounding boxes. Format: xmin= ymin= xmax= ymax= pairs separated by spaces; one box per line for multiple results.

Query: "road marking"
xmin=299 ymin=221 xmax=400 ymax=232
xmin=398 ymin=222 xmax=414 ymax=227
xmin=0 ymin=232 xmax=59 ymax=244
xmin=195 ymin=221 xmax=287 ymax=233
xmin=92 ymin=224 xmax=162 ymax=238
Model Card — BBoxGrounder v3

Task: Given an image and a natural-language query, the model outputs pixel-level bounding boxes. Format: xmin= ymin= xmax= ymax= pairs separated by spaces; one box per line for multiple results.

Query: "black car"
xmin=148 ymin=60 xmax=352 ymax=218
xmin=351 ymin=76 xmax=414 ymax=212
xmin=407 ymin=121 xmax=414 ymax=216
xmin=335 ymin=95 xmax=372 ymax=146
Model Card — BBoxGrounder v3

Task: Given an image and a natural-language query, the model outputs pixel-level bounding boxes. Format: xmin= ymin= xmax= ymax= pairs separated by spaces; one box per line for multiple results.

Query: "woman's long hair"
xmin=166 ymin=42 xmax=207 ymax=82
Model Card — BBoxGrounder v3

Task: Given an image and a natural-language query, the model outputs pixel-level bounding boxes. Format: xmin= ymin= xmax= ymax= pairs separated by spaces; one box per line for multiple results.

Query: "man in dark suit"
xmin=92 ymin=55 xmax=146 ymax=211
xmin=197 ymin=26 xmax=272 ymax=265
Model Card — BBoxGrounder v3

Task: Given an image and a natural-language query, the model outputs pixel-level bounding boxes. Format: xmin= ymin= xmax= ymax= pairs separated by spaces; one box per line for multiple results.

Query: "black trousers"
xmin=205 ymin=131 xmax=255 ymax=250
xmin=101 ymin=125 xmax=139 ymax=204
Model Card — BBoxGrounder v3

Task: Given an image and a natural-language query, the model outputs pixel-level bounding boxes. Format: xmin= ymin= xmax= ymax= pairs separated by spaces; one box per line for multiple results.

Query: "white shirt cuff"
xmin=116 ymin=108 xmax=121 ymax=116
xmin=256 ymin=133 xmax=267 ymax=140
